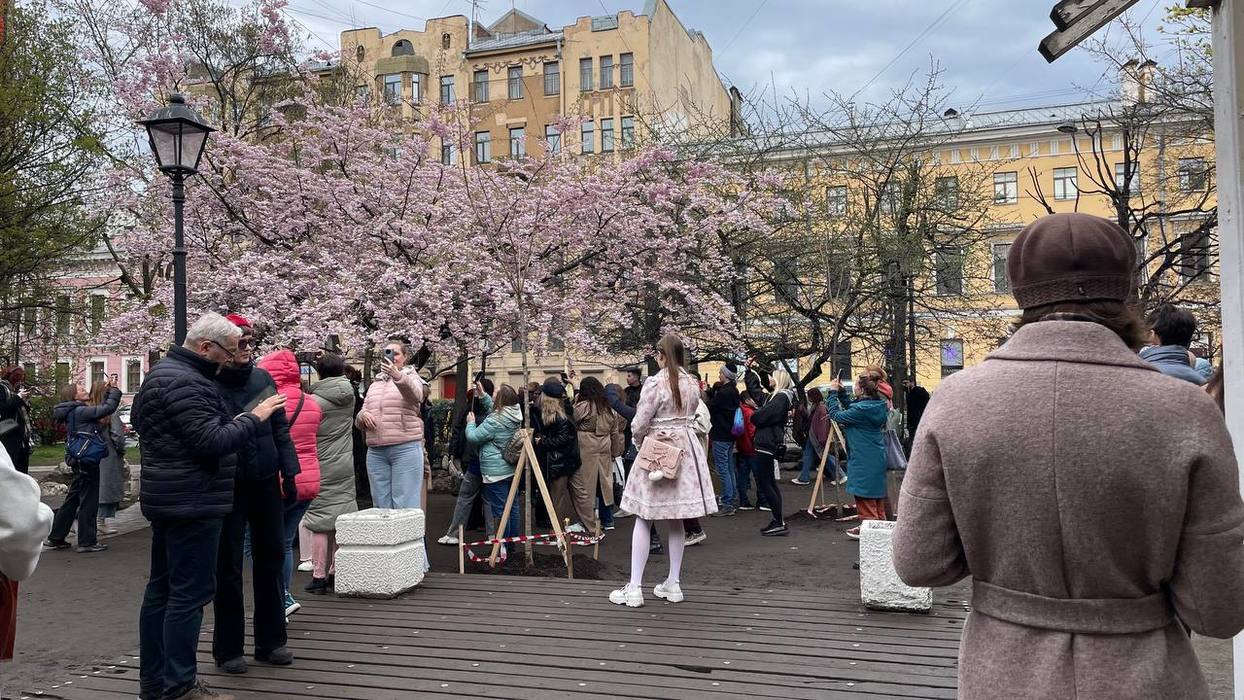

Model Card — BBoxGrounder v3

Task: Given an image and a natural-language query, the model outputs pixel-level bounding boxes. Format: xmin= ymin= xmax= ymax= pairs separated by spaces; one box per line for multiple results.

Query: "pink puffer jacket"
xmin=258 ymin=351 xmax=322 ymax=502
xmin=356 ymin=368 xmax=425 ymax=447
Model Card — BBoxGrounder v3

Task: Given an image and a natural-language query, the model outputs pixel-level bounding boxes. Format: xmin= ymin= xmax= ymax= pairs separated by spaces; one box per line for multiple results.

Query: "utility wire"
xmin=851 ymin=0 xmax=971 ymax=100
xmin=721 ymin=0 xmax=768 ymax=54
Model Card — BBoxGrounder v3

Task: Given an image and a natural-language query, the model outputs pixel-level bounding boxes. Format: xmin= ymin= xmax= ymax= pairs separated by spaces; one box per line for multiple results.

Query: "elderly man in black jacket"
xmin=133 ymin=313 xmax=286 ymax=700
xmin=211 ymin=313 xmax=301 ymax=675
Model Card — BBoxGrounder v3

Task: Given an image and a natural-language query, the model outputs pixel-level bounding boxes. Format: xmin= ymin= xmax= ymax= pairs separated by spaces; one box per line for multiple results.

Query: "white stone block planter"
xmin=334 ymin=508 xmax=426 ymax=599
xmin=859 ymin=519 xmax=932 ymax=613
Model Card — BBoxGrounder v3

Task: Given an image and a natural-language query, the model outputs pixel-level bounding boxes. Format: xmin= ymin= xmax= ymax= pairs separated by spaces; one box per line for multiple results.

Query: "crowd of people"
xmin=0 ymin=210 xmax=1240 ymax=698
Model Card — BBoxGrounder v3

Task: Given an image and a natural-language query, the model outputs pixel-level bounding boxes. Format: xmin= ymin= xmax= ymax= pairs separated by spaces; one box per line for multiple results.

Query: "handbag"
xmin=65 ymin=410 xmax=107 ymax=467
xmin=635 ymin=432 xmax=683 ymax=482
xmin=730 ymin=407 xmax=745 ymax=438
xmin=884 ymin=428 xmax=908 ymax=471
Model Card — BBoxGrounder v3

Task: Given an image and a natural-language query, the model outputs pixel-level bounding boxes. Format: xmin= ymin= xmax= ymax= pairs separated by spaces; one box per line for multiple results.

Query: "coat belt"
xmin=972 ymin=580 xmax=1174 ymax=635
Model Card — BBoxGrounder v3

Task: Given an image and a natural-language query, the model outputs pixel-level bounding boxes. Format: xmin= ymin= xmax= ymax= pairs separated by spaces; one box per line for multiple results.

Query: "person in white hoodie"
xmin=0 ymin=441 xmax=54 ymax=662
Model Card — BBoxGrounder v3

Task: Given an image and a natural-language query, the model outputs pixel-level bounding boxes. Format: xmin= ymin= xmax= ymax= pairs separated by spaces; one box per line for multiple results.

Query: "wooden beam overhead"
xmin=1050 ymin=0 xmax=1109 ymax=31
xmin=1039 ymin=0 xmax=1142 ymax=62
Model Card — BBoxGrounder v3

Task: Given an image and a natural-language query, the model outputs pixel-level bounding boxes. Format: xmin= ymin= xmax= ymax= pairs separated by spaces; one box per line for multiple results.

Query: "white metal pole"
xmin=1213 ymin=0 xmax=1244 ymax=695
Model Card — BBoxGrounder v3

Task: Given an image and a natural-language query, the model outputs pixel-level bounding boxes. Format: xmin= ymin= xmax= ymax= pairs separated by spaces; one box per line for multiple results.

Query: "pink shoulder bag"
xmin=635 ymin=432 xmax=682 ymax=482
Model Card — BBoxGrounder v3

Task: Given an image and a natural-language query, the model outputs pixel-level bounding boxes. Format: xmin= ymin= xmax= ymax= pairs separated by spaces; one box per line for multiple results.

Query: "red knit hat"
xmin=225 ymin=313 xmax=252 ymax=329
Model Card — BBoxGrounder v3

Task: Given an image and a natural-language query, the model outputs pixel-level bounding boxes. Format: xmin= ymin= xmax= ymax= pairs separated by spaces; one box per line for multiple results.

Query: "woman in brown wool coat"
xmin=570 ymin=377 xmax=626 ymax=534
xmin=893 ymin=213 xmax=1244 ymax=700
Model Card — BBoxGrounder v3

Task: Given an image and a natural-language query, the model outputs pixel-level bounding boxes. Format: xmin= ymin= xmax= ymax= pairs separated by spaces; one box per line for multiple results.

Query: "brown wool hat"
xmin=1007 ymin=213 xmax=1137 ymax=309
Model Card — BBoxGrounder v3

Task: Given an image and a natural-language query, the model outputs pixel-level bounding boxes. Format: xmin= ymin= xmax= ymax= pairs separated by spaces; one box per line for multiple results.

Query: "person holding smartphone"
xmin=355 ymin=339 xmax=427 ymax=511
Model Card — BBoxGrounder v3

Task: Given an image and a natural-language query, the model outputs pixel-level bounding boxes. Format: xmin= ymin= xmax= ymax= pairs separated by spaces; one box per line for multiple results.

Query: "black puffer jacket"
xmin=532 ymin=410 xmax=580 ymax=479
xmin=132 ymin=345 xmax=260 ymax=520
xmin=215 ymin=363 xmax=299 ymax=483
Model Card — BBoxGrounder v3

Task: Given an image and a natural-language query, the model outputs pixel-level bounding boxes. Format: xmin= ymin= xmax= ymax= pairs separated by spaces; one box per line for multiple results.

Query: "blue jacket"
xmin=828 ymin=391 xmax=889 ymax=499
xmin=132 ymin=345 xmax=260 ymax=520
xmin=465 ymin=396 xmax=523 ymax=480
xmin=1140 ymin=345 xmax=1206 ymax=386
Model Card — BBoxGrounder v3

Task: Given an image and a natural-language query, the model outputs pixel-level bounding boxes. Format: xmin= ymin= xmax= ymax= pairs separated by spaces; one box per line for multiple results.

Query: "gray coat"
xmin=892 ymin=320 xmax=1244 ymax=699
xmin=304 ymin=376 xmax=358 ymax=532
xmin=98 ymin=414 xmax=127 ymax=506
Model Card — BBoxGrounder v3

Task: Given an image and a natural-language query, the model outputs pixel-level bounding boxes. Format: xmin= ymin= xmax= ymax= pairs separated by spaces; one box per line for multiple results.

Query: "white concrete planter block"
xmin=859 ymin=520 xmax=932 ymax=613
xmin=336 ymin=508 xmax=425 ymax=546
xmin=334 ymin=508 xmax=426 ymax=598
xmin=334 ymin=541 xmax=426 ymax=599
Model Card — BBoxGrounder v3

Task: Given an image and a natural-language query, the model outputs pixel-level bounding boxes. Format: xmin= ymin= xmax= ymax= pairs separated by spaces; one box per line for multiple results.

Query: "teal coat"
xmin=465 ymin=397 xmax=523 ymax=481
xmin=828 ymin=392 xmax=889 ymax=499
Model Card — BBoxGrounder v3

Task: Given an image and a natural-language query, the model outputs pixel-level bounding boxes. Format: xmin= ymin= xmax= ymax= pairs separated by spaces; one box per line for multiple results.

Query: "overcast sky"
xmin=279 ymin=0 xmax=1170 ymax=114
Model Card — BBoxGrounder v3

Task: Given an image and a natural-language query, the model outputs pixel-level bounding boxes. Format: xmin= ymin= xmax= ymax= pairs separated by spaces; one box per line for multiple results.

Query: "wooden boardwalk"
xmin=23 ymin=573 xmax=968 ymax=699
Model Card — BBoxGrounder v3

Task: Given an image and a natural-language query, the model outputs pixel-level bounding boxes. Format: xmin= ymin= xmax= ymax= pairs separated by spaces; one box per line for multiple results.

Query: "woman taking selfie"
xmin=610 ymin=334 xmax=716 ymax=608
xmin=355 ymin=340 xmax=426 ymax=510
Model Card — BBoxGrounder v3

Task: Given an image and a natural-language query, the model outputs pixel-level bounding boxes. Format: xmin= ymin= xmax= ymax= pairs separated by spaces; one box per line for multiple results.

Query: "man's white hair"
xmin=184 ymin=312 xmax=241 ymax=348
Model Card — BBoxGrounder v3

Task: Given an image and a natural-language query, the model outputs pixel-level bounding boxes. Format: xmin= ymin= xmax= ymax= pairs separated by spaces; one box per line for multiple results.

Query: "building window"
xmin=442 ymin=33 xmax=451 ymax=50
xmin=935 ymin=247 xmax=964 ymax=296
xmin=620 ymin=53 xmax=634 ymax=87
xmin=1179 ymin=229 xmax=1213 ymax=281
xmin=879 ymin=181 xmax=900 ymax=215
xmin=830 ymin=341 xmax=852 ymax=379
xmin=412 ymin=73 xmax=424 ymax=102
xmin=507 ymin=66 xmax=523 ymax=100
xmin=55 ymin=360 xmax=70 ymax=392
xmin=440 ymin=141 xmax=456 ymax=165
xmin=827 ymin=185 xmax=847 ymax=216
xmin=581 ymin=120 xmax=594 ymax=154
xmin=22 ymin=307 xmax=36 ymax=335
xmin=383 ymin=74 xmax=402 ymax=105
xmin=935 ymin=176 xmax=958 ymax=209
xmin=89 ymin=294 xmax=106 ymax=334
xmin=544 ymin=62 xmax=560 ymax=95
xmin=600 ymin=118 xmax=614 ymax=153
xmin=1053 ymin=167 xmax=1078 ymax=201
xmin=992 ymin=243 xmax=1012 ymax=293
xmin=600 ymin=55 xmax=614 ymax=89
xmin=545 ymin=124 xmax=561 ymax=154
xmin=55 ymin=294 xmax=70 ymax=334
xmin=579 ymin=57 xmax=593 ymax=91
xmin=940 ymin=339 xmax=964 ymax=378
xmin=440 ymin=75 xmax=455 ymax=104
xmin=391 ymin=39 xmax=413 ymax=57
xmin=474 ymin=131 xmax=490 ymax=164
xmin=1115 ymin=162 xmax=1141 ymax=195
xmin=125 ymin=359 xmax=143 ymax=393
xmin=511 ymin=338 xmax=524 ymax=353
xmin=355 ymin=84 xmax=370 ymax=100
xmin=620 ymin=116 xmax=635 ymax=148
xmin=89 ymin=359 xmax=107 ymax=389
xmin=473 ymin=69 xmax=489 ymax=102
xmin=1178 ymin=157 xmax=1207 ymax=192
xmin=993 ymin=171 xmax=1018 ymax=204
xmin=509 ymin=126 xmax=525 ymax=158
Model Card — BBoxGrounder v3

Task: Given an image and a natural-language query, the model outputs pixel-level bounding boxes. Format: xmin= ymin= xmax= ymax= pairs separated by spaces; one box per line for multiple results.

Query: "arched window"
xmin=356 ymin=45 xmax=365 ymax=62
xmin=392 ymin=39 xmax=414 ymax=57
xmin=441 ymin=33 xmax=451 ymax=50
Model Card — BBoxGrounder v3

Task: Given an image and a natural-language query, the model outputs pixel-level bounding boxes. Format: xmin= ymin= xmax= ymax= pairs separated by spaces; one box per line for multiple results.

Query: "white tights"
xmin=628 ymin=518 xmax=685 ymax=588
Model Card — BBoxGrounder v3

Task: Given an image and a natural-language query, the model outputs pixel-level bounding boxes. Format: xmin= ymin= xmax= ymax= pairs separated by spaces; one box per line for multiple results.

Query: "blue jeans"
xmin=139 ymin=518 xmax=223 ymax=700
xmin=711 ymin=440 xmax=737 ymax=509
xmin=483 ymin=478 xmax=520 ymax=539
xmin=798 ymin=442 xmax=839 ymax=483
xmin=366 ymin=440 xmax=425 ymax=509
xmin=597 ymin=493 xmax=615 ymax=528
xmin=282 ymin=499 xmax=311 ymax=594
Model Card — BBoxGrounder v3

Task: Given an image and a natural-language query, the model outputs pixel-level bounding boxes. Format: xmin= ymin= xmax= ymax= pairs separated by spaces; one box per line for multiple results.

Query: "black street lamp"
xmin=137 ymin=93 xmax=215 ymax=345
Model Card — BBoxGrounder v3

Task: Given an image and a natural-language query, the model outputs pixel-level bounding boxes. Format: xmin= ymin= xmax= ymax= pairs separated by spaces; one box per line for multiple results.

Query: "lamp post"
xmin=137 ymin=93 xmax=215 ymax=346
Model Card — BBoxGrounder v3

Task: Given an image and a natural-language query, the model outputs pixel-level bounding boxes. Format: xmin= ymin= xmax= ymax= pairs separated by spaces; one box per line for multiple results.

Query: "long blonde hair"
xmin=539 ymin=393 xmax=567 ymax=424
xmin=657 ymin=334 xmax=687 ymax=407
xmin=771 ymin=369 xmax=793 ymax=393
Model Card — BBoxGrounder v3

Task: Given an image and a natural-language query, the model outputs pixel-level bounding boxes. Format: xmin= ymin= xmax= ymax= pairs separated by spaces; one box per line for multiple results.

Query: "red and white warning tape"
xmin=461 ymin=531 xmax=606 ymax=565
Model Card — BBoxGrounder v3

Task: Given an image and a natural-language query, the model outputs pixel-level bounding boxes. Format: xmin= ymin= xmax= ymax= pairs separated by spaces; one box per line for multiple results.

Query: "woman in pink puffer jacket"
xmin=257 ymin=350 xmax=322 ymax=609
xmin=354 ymin=340 xmax=426 ymax=510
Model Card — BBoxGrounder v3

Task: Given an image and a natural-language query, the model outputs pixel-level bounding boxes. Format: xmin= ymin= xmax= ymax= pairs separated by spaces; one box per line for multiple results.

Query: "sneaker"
xmin=97 ymin=518 xmax=119 ymax=535
xmin=846 ymin=527 xmax=861 ymax=540
xmin=761 ymin=522 xmax=790 ymax=537
xmin=615 ymin=508 xmax=636 ymax=518
xmin=284 ymin=593 xmax=302 ymax=617
xmin=255 ymin=647 xmax=294 ymax=665
xmin=167 ymin=679 xmax=234 ymax=700
xmin=297 ymin=561 xmax=314 ymax=572
xmin=566 ymin=523 xmax=586 ymax=534
xmin=608 ymin=584 xmax=645 ymax=608
xmin=654 ymin=581 xmax=685 ymax=603
xmin=833 ymin=476 xmax=849 ymax=486
xmin=217 ymin=656 xmax=247 ymax=674
xmin=76 ymin=543 xmax=109 ymax=553
xmin=758 ymin=505 xmax=772 ymax=512
xmin=603 ymin=523 xmax=616 ymax=531
xmin=710 ymin=507 xmax=737 ymax=517
xmin=738 ymin=503 xmax=756 ymax=511
xmin=791 ymin=478 xmax=811 ymax=485
xmin=649 ymin=541 xmax=665 ymax=555
xmin=42 ymin=539 xmax=71 ymax=551
xmin=685 ymin=530 xmax=708 ymax=547
xmin=437 ymin=534 xmax=459 ymax=546
xmin=305 ymin=577 xmax=329 ymax=595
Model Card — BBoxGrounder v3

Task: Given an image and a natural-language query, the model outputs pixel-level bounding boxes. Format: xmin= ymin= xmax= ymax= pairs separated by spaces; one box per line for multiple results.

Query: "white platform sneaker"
xmin=653 ymin=581 xmax=684 ymax=603
xmin=609 ymin=584 xmax=645 ymax=608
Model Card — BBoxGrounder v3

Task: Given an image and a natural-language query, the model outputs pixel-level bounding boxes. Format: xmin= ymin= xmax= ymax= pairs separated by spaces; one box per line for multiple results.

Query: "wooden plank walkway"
xmin=22 ymin=573 xmax=968 ymax=699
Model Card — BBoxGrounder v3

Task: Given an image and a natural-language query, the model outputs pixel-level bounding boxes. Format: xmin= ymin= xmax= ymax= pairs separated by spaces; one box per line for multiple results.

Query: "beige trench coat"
xmin=893 ymin=320 xmax=1244 ymax=699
